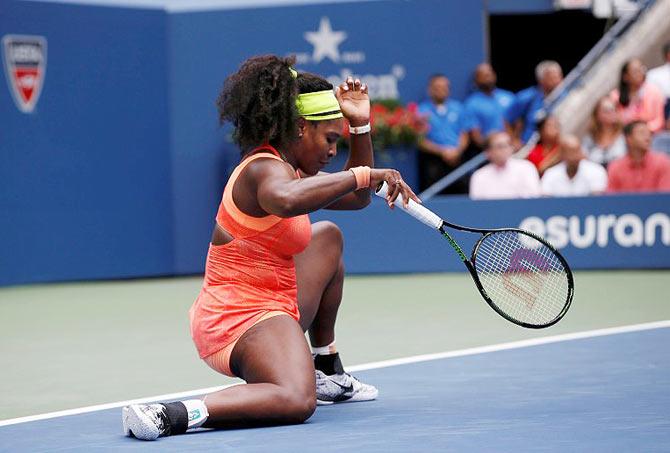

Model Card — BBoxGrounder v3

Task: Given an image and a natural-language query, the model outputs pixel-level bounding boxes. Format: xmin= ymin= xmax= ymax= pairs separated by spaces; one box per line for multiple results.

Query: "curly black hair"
xmin=217 ymin=55 xmax=334 ymax=154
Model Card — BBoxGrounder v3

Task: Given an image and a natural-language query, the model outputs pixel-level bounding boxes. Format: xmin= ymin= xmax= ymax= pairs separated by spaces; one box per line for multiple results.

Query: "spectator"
xmin=464 ymin=63 xmax=515 ymax=148
xmin=469 ymin=131 xmax=541 ymax=200
xmin=506 ymin=61 xmax=563 ymax=146
xmin=418 ymin=74 xmax=470 ymax=193
xmin=582 ymin=97 xmax=626 ymax=168
xmin=646 ymin=42 xmax=670 ymax=100
xmin=527 ymin=115 xmax=561 ymax=175
xmin=541 ymin=135 xmax=607 ymax=196
xmin=610 ymin=58 xmax=665 ymax=133
xmin=607 ymin=121 xmax=670 ymax=193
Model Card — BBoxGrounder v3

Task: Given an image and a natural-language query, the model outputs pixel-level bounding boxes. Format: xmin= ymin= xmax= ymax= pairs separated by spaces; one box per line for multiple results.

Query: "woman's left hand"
xmin=335 ymin=77 xmax=370 ymax=127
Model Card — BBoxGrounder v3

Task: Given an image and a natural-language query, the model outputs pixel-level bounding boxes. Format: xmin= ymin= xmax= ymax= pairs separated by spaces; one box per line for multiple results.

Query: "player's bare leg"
xmin=295 ymin=221 xmax=378 ymax=404
xmin=123 ymin=315 xmax=316 ymax=440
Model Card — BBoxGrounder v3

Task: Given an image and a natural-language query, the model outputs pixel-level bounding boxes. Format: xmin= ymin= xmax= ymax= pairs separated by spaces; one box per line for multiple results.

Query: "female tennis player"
xmin=122 ymin=55 xmax=419 ymax=440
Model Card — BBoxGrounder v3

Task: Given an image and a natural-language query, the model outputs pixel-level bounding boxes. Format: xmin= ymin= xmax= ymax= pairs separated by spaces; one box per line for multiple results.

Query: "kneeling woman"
xmin=123 ymin=55 xmax=418 ymax=440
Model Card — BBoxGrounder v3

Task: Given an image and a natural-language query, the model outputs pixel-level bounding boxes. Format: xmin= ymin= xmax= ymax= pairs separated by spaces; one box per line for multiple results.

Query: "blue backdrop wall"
xmin=1 ymin=0 xmax=486 ymax=285
xmin=1 ymin=1 xmax=175 ymax=284
xmin=3 ymin=1 xmax=667 ymax=286
xmin=312 ymin=194 xmax=670 ymax=273
xmin=165 ymin=0 xmax=486 ymax=273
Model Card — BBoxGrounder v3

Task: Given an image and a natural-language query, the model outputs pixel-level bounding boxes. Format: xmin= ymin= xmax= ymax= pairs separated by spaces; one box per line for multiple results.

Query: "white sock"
xmin=312 ymin=340 xmax=337 ymax=356
xmin=183 ymin=399 xmax=209 ymax=430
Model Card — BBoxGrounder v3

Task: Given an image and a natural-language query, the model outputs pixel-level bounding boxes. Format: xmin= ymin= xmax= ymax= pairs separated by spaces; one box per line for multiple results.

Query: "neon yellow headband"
xmin=295 ymin=90 xmax=343 ymax=121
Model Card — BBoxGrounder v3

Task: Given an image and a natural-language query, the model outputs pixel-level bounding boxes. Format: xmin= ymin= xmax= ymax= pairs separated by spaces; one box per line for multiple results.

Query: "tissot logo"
xmin=2 ymin=35 xmax=47 ymax=113
xmin=291 ymin=17 xmax=404 ymax=99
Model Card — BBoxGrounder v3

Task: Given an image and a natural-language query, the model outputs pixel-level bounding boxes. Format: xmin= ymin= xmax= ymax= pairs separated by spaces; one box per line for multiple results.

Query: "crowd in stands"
xmin=416 ymin=42 xmax=670 ymax=198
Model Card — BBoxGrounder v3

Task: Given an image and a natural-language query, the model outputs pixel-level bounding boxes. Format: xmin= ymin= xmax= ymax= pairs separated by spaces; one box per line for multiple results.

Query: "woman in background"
xmin=582 ymin=97 xmax=626 ymax=168
xmin=611 ymin=58 xmax=665 ymax=133
xmin=527 ymin=115 xmax=562 ymax=176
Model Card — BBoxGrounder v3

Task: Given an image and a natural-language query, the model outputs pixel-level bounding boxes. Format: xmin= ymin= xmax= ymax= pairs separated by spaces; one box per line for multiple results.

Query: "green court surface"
xmin=0 ymin=270 xmax=668 ymax=421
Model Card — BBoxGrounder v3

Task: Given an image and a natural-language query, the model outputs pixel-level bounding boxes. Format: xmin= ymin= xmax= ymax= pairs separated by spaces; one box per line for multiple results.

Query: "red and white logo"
xmin=2 ymin=35 xmax=47 ymax=113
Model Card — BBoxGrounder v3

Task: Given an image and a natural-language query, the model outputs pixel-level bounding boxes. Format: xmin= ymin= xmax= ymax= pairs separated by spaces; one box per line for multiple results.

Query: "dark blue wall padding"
xmin=1 ymin=0 xmax=486 ymax=285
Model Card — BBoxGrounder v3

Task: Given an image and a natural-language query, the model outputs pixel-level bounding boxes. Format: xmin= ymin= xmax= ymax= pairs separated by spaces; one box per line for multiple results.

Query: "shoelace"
xmin=327 ymin=372 xmax=356 ymax=391
xmin=143 ymin=405 xmax=170 ymax=436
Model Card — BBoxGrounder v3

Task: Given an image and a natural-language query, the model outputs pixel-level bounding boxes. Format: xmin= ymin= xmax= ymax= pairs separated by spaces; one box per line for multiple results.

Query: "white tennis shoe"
xmin=315 ymin=370 xmax=378 ymax=405
xmin=122 ymin=404 xmax=170 ymax=441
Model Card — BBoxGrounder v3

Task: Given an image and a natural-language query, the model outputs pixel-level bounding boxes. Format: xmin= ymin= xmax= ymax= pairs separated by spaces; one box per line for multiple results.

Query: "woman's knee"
xmin=277 ymin=388 xmax=316 ymax=423
xmin=313 ymin=221 xmax=343 ymax=253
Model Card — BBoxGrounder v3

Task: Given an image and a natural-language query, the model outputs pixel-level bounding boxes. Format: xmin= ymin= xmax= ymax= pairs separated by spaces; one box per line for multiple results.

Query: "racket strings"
xmin=478 ymin=236 xmax=567 ymax=324
xmin=481 ymin=242 xmax=566 ymax=324
xmin=473 ymin=231 xmax=570 ymax=326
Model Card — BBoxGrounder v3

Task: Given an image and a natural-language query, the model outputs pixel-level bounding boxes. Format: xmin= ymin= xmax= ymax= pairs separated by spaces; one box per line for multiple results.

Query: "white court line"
xmin=346 ymin=319 xmax=670 ymax=373
xmin=1 ymin=319 xmax=668 ymax=428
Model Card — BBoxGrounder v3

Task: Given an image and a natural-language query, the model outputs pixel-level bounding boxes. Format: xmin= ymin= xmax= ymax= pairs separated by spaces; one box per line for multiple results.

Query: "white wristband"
xmin=349 ymin=123 xmax=371 ymax=135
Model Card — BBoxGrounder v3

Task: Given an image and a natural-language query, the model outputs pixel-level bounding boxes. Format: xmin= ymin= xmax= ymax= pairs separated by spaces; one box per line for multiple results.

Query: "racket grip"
xmin=375 ymin=182 xmax=444 ymax=230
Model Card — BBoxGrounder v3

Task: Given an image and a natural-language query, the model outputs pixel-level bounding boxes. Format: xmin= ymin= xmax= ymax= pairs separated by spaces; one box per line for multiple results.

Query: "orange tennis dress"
xmin=189 ymin=145 xmax=312 ymax=374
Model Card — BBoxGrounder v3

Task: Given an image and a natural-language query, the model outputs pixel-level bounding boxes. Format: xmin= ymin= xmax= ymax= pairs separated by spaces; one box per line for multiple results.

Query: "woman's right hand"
xmin=369 ymin=168 xmax=421 ymax=209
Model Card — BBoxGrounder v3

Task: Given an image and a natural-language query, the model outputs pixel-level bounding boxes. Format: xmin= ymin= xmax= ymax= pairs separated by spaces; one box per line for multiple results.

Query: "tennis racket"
xmin=376 ymin=182 xmax=574 ymax=329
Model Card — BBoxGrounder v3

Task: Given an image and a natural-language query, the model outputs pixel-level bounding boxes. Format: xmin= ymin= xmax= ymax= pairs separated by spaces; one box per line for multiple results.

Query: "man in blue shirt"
xmin=417 ymin=74 xmax=470 ymax=192
xmin=464 ymin=63 xmax=515 ymax=148
xmin=506 ymin=61 xmax=563 ymax=146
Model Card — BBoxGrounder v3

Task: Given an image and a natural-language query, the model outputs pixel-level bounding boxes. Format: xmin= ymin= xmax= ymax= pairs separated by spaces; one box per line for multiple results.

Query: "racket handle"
xmin=375 ymin=182 xmax=444 ymax=230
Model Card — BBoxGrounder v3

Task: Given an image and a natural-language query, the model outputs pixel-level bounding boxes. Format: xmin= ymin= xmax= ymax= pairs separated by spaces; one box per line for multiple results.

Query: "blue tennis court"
xmin=2 ymin=324 xmax=668 ymax=452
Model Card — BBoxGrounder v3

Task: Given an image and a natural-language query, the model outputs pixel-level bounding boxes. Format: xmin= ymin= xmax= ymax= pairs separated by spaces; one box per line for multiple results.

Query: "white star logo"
xmin=304 ymin=17 xmax=347 ymax=63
